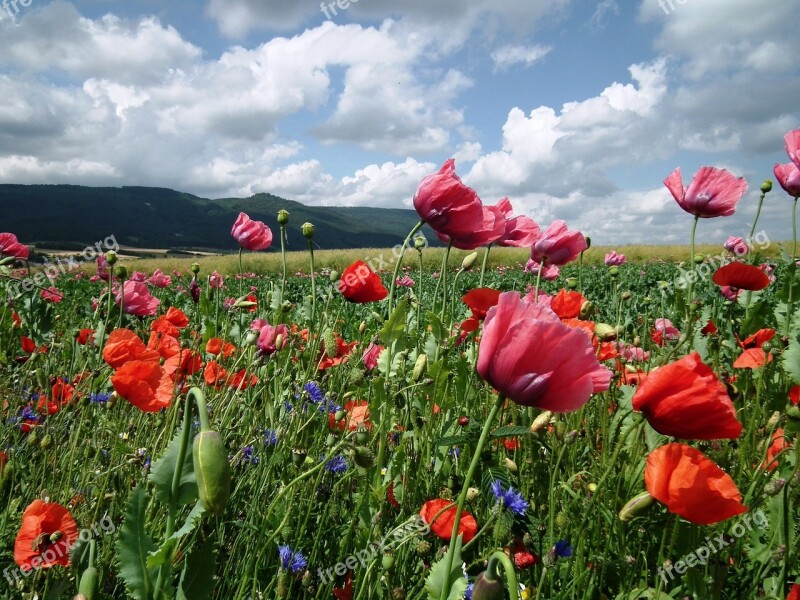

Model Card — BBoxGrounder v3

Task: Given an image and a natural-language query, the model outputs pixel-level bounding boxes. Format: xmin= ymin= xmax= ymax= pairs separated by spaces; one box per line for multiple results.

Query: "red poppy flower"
xmin=227 ymin=369 xmax=258 ymax=390
xmin=21 ymin=336 xmax=36 ymax=354
xmin=147 ymin=331 xmax=180 ymax=360
xmin=460 ymin=287 xmax=502 ymax=333
xmin=733 ymin=348 xmax=772 ymax=370
xmin=701 ymin=320 xmax=718 ymax=335
xmin=14 ymin=500 xmax=79 ymax=571
xmin=787 ymin=583 xmax=800 ymax=600
xmin=318 ymin=336 xmax=357 ymax=370
xmin=790 ymin=385 xmax=800 ymax=405
xmin=737 ymin=328 xmax=775 ymax=349
xmin=151 ymin=316 xmax=180 ymax=339
xmin=645 ymin=443 xmax=747 ymax=525
xmin=550 ymin=289 xmax=586 ymax=320
xmin=761 ymin=429 xmax=790 ymax=472
xmin=338 ymin=261 xmax=388 ymax=303
xmin=51 ymin=381 xmax=75 ymax=405
xmin=176 ymin=349 xmax=203 ymax=377
xmin=40 ymin=287 xmax=63 ymax=303
xmin=76 ymin=328 xmax=94 ymax=345
xmin=206 ymin=338 xmax=223 ymax=355
xmin=103 ymin=329 xmax=160 ymax=368
xmin=333 ymin=571 xmax=354 ymax=600
xmin=632 ymin=353 xmax=742 ymax=440
xmin=164 ymin=307 xmax=189 ymax=328
xmin=203 ymin=361 xmax=228 ymax=387
xmin=419 ymin=498 xmax=477 ymax=543
xmin=712 ymin=262 xmax=770 ymax=291
xmin=329 ymin=400 xmax=371 ymax=431
xmin=111 ymin=360 xmax=173 ymax=412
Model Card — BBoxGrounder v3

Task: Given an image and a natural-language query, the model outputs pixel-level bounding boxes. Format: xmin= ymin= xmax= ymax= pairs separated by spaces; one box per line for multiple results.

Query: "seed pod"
xmin=193 ymin=431 xmax=231 ymax=515
xmin=594 ymin=323 xmax=617 ymax=341
xmin=40 ymin=434 xmax=54 ymax=450
xmin=323 ymin=329 xmax=338 ymax=358
xmin=77 ymin=566 xmax=99 ymax=600
xmin=301 ymin=222 xmax=315 ymax=239
xmin=382 ymin=553 xmax=395 ymax=571
xmin=277 ymin=209 xmax=290 ymax=225
xmin=353 ymin=446 xmax=376 ymax=469
xmin=412 ymin=354 xmax=427 ymax=382
xmin=619 ymin=491 xmax=654 ymax=522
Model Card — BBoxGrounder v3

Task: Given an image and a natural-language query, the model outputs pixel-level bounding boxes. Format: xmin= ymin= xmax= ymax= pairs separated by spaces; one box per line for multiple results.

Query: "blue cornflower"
xmin=554 ymin=539 xmax=572 ymax=558
xmin=490 ymin=480 xmax=529 ymax=516
xmin=278 ymin=545 xmax=307 ymax=572
xmin=264 ymin=429 xmax=278 ymax=446
xmin=240 ymin=445 xmax=260 ymax=465
xmin=90 ymin=392 xmax=110 ymax=404
xmin=323 ymin=454 xmax=348 ymax=474
xmin=465 ymin=582 xmax=474 ymax=600
xmin=304 ymin=381 xmax=324 ymax=403
xmin=449 ymin=446 xmax=461 ymax=459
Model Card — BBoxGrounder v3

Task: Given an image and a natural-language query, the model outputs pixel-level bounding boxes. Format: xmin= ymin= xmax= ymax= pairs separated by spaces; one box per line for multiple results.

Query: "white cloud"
xmin=491 ymin=44 xmax=552 ymax=71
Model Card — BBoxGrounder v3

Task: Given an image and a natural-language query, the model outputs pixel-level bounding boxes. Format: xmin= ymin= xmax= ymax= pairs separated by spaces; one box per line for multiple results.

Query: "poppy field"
xmin=0 ymin=130 xmax=800 ymax=600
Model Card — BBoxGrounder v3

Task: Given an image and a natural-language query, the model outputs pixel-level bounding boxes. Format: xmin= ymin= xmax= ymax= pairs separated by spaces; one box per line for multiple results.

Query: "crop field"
xmin=0 ymin=136 xmax=799 ymax=600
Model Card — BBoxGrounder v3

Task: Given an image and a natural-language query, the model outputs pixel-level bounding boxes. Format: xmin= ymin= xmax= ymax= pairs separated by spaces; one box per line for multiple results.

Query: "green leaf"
xmin=177 ymin=536 xmax=217 ymax=600
xmin=381 ymin=298 xmax=409 ymax=345
xmin=490 ymin=425 xmax=529 ymax=438
xmin=783 ymin=339 xmax=800 ymax=385
xmin=116 ymin=484 xmax=157 ymax=600
xmin=435 ymin=435 xmax=468 ymax=447
xmin=147 ymin=502 xmax=206 ymax=569
xmin=425 ymin=535 xmax=467 ymax=600
xmin=148 ymin=425 xmax=198 ymax=506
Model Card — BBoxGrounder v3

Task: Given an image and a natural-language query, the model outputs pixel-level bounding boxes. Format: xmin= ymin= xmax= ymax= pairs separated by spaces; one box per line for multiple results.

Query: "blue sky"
xmin=0 ymin=0 xmax=798 ymax=245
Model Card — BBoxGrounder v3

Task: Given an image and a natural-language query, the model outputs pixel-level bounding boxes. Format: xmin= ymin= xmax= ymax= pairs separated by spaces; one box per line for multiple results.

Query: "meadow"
xmin=0 ymin=137 xmax=799 ymax=600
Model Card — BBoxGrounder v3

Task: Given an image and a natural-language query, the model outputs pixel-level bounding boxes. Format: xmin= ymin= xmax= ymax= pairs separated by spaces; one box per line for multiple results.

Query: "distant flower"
xmin=362 ymin=342 xmax=383 ymax=371
xmin=604 ymin=251 xmax=626 ymax=266
xmin=525 ymin=260 xmax=560 ymax=280
xmin=651 ymin=318 xmax=680 ymax=346
xmin=761 ymin=428 xmax=789 ymax=472
xmin=664 ymin=166 xmax=747 ymax=218
xmin=209 ymin=271 xmax=224 ymax=288
xmin=304 ymin=381 xmax=324 ymax=404
xmin=264 ymin=429 xmax=278 ymax=446
xmin=495 ymin=197 xmax=540 ymax=248
xmin=237 ymin=445 xmax=259 ymax=466
xmin=723 ymin=236 xmax=749 ymax=256
xmin=40 ymin=286 xmax=63 ymax=303
xmin=338 ymin=261 xmax=388 ymax=303
xmin=490 ymin=480 xmax=529 ymax=516
xmin=254 ymin=322 xmax=289 ymax=356
xmin=90 ymin=392 xmax=111 ymax=404
xmin=129 ymin=271 xmax=147 ymax=282
xmin=189 ymin=277 xmax=201 ymax=304
xmin=395 ymin=274 xmax=415 ymax=287
xmin=148 ymin=269 xmax=172 ymax=288
xmin=231 ymin=212 xmax=273 ymax=251
xmin=278 ymin=545 xmax=307 ymax=573
xmin=554 ymin=539 xmax=572 ymax=558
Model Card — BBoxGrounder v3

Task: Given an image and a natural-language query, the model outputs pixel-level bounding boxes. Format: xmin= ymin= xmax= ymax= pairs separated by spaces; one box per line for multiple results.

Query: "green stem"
xmin=438 ymin=394 xmax=505 ymax=600
xmin=748 ymin=189 xmax=768 ymax=242
xmin=687 ymin=215 xmax=699 ymax=313
xmin=238 ymin=248 xmax=244 ymax=297
xmin=280 ymin=224 xmax=288 ymax=301
xmin=308 ymin=239 xmax=316 ymax=318
xmin=487 ymin=551 xmax=519 ymax=600
xmin=479 ymin=245 xmax=492 ymax=288
xmin=387 ymin=220 xmax=425 ymax=314
xmin=787 ymin=196 xmax=798 ymax=339
xmin=533 ymin=265 xmax=543 ymax=303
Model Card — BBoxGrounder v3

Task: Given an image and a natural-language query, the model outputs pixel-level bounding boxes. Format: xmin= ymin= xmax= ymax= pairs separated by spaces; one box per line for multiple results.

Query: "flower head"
xmin=338 ymin=261 xmax=388 ymax=303
xmin=530 ymin=221 xmax=587 ymax=267
xmin=664 ymin=166 xmax=747 ymax=218
xmin=278 ymin=545 xmax=307 ymax=572
xmin=231 ymin=212 xmax=273 ymax=251
xmin=490 ymin=480 xmax=529 ymax=516
xmin=14 ymin=500 xmax=79 ymax=571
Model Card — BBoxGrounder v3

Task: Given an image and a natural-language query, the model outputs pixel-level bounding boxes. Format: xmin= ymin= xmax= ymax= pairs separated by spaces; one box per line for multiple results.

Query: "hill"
xmin=0 ymin=184 xmax=436 ymax=251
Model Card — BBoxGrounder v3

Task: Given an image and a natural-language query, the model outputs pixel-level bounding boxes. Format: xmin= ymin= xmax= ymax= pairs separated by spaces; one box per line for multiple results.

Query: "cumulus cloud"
xmin=491 ymin=45 xmax=552 ymax=71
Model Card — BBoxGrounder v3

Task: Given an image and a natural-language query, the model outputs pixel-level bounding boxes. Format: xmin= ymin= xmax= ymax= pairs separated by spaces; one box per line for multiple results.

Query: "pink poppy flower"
xmin=664 ymin=167 xmax=747 ymax=218
xmin=116 ymin=280 xmax=160 ymax=317
xmin=0 ymin=233 xmax=29 ymax=260
xmin=524 ymin=260 xmax=560 ymax=280
xmin=477 ymin=292 xmax=611 ymax=411
xmin=231 ymin=212 xmax=273 ymax=251
xmin=604 ymin=251 xmax=626 ymax=266
xmin=40 ymin=286 xmax=63 ymax=303
xmin=395 ymin=274 xmax=415 ymax=287
xmin=209 ymin=271 xmax=224 ymax=289
xmin=129 ymin=271 xmax=147 ymax=282
xmin=723 ymin=236 xmax=749 ymax=256
xmin=436 ymin=204 xmax=506 ymax=249
xmin=96 ymin=255 xmax=111 ymax=281
xmin=255 ymin=322 xmax=289 ymax=355
xmin=785 ymin=128 xmax=800 ymax=169
xmin=495 ymin=198 xmax=541 ymax=248
xmin=530 ymin=221 xmax=587 ymax=267
xmin=413 ymin=159 xmax=485 ymax=241
xmin=149 ymin=269 xmax=172 ymax=288
xmin=362 ymin=342 xmax=383 ymax=371
xmin=774 ymin=162 xmax=800 ymax=198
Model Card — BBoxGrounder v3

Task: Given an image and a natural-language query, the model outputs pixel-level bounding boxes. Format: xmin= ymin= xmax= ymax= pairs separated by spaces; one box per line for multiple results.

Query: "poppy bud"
xmin=461 ymin=252 xmax=479 ymax=271
xmin=292 ymin=447 xmax=307 ymax=466
xmin=359 ymin=321 xmax=367 ymax=334
xmin=302 ymin=222 xmax=315 ymax=239
xmin=329 ymin=270 xmax=340 ymax=283
xmin=761 ymin=179 xmax=773 ymax=193
xmin=764 ymin=478 xmax=787 ymax=497
xmin=412 ymin=354 xmax=427 ymax=382
xmin=530 ymin=411 xmax=552 ymax=433
xmin=77 ymin=565 xmax=99 ymax=600
xmin=621 ymin=291 xmax=632 ymax=302
xmin=458 ymin=416 xmax=470 ymax=427
xmin=694 ymin=254 xmax=705 ymax=264
xmin=28 ymin=430 xmax=40 ymax=446
xmin=472 ymin=570 xmax=505 ymax=600
xmin=584 ymin=236 xmax=591 ymax=250
xmin=594 ymin=323 xmax=617 ymax=341
xmin=619 ymin=491 xmax=654 ymax=522
xmin=566 ymin=277 xmax=578 ymax=290
xmin=382 ymin=553 xmax=395 ymax=570
xmin=391 ymin=587 xmax=406 ymax=600
xmin=191 ymin=262 xmax=200 ymax=275
xmin=766 ymin=411 xmax=781 ymax=430
xmin=277 ymin=209 xmax=290 ymax=225
xmin=466 ymin=487 xmax=480 ymax=501
xmin=244 ymin=330 xmax=259 ymax=346
xmin=353 ymin=446 xmax=376 ymax=468
xmin=115 ymin=266 xmax=128 ymax=279
xmin=787 ymin=406 xmax=800 ymax=421
xmin=413 ymin=236 xmax=427 ymax=250
xmin=579 ymin=301 xmax=593 ymax=319
xmin=105 ymin=251 xmax=117 ymax=265
xmin=504 ymin=457 xmax=517 ymax=473
xmin=193 ymin=430 xmax=231 ymax=515
xmin=608 ymin=266 xmax=619 ymax=278
xmin=40 ymin=434 xmax=53 ymax=450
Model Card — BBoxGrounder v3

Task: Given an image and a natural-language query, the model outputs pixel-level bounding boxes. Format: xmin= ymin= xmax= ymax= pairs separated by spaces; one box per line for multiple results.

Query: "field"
xmin=1 ymin=162 xmax=800 ymax=600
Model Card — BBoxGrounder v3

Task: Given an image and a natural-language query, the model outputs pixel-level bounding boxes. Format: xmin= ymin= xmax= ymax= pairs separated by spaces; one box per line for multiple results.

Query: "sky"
xmin=0 ymin=0 xmax=798 ymax=245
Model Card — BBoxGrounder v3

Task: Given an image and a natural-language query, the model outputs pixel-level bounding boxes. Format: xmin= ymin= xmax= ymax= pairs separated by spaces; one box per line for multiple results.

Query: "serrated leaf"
xmin=425 ymin=535 xmax=467 ymax=600
xmin=177 ymin=536 xmax=217 ymax=600
xmin=783 ymin=339 xmax=800 ymax=385
xmin=381 ymin=299 xmax=409 ymax=345
xmin=148 ymin=425 xmax=198 ymax=506
xmin=147 ymin=502 xmax=206 ymax=569
xmin=116 ymin=484 xmax=156 ymax=600
xmin=490 ymin=425 xmax=529 ymax=438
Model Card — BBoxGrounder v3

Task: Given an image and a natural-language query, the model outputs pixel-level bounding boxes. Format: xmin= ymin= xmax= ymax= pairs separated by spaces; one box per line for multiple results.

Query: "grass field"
xmin=69 ymin=242 xmax=787 ymax=277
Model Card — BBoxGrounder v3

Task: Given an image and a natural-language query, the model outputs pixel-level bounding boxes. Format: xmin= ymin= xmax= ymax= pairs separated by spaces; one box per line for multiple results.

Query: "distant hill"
xmin=0 ymin=184 xmax=437 ymax=251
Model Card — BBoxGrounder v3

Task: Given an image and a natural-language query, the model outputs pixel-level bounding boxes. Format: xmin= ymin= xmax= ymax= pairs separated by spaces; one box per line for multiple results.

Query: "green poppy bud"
xmin=461 ymin=252 xmax=478 ymax=271
xmin=353 ymin=446 xmax=376 ymax=469
xmin=761 ymin=179 xmax=773 ymax=193
xmin=413 ymin=236 xmax=427 ymax=250
xmin=277 ymin=209 xmax=290 ymax=225
xmin=193 ymin=431 xmax=231 ymax=515
xmin=191 ymin=262 xmax=200 ymax=275
xmin=302 ymin=222 xmax=315 ymax=239
xmin=619 ymin=491 xmax=654 ymax=522
xmin=105 ymin=251 xmax=117 ymax=265
xmin=472 ymin=570 xmax=505 ymax=600
xmin=412 ymin=354 xmax=427 ymax=382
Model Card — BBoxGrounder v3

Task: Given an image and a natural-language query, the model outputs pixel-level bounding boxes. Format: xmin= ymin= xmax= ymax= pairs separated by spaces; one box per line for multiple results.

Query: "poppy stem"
xmin=479 ymin=245 xmax=492 ymax=288
xmin=387 ymin=220 xmax=425 ymax=315
xmin=533 ymin=264 xmax=543 ymax=303
xmin=486 ymin=551 xmax=520 ymax=600
xmin=687 ymin=215 xmax=699 ymax=313
xmin=280 ymin=223 xmax=288 ymax=301
xmin=439 ymin=394 xmax=505 ymax=600
xmin=747 ymin=188 xmax=768 ymax=245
